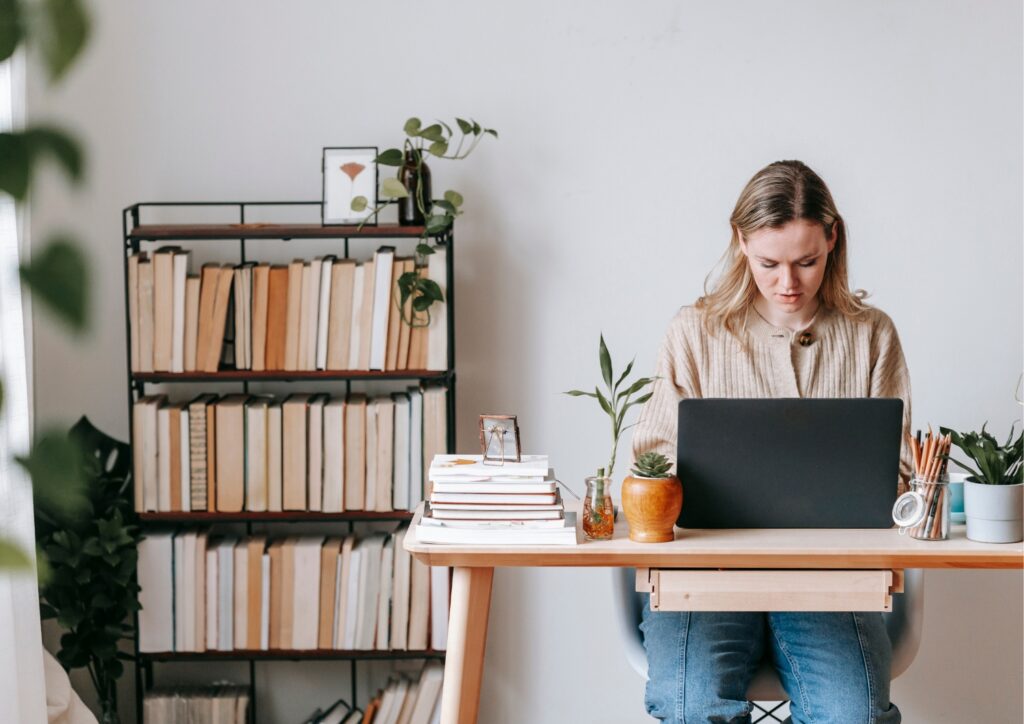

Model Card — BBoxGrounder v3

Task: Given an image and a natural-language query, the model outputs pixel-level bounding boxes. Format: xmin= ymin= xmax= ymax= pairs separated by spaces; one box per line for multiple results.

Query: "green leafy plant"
xmin=36 ymin=417 xmax=140 ymax=724
xmin=0 ymin=0 xmax=93 ymax=570
xmin=940 ymin=424 xmax=1023 ymax=485
xmin=564 ymin=334 xmax=656 ymax=478
xmin=352 ymin=117 xmax=497 ymax=327
xmin=631 ymin=451 xmax=672 ymax=479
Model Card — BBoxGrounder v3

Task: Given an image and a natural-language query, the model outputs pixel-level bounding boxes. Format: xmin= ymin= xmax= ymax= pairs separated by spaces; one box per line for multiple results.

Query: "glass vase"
xmin=398 ymin=149 xmax=432 ymax=225
xmin=582 ymin=476 xmax=614 ymax=541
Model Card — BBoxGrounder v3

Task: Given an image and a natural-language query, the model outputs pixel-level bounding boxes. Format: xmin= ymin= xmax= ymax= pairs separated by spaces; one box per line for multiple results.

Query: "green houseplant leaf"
xmin=19 ymin=235 xmax=90 ymax=332
xmin=39 ymin=0 xmax=90 ymax=82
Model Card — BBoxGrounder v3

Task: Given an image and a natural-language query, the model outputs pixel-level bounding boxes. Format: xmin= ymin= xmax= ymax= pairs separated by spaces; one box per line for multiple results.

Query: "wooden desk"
xmin=404 ymin=504 xmax=1023 ymax=724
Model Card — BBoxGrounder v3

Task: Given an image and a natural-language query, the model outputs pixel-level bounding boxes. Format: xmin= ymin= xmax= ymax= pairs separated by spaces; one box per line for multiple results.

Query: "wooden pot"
xmin=621 ymin=474 xmax=683 ymax=543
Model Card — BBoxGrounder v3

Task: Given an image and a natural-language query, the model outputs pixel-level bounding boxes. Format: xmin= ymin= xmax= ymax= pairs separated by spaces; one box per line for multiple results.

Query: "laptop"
xmin=675 ymin=398 xmax=903 ymax=529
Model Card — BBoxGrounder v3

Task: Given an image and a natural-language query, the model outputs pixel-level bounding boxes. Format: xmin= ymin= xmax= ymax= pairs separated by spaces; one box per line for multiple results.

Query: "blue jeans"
xmin=640 ymin=599 xmax=901 ymax=723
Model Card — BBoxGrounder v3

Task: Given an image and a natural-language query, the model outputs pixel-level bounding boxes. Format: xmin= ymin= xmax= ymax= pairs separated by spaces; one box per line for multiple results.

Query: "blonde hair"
xmin=696 ymin=160 xmax=870 ymax=338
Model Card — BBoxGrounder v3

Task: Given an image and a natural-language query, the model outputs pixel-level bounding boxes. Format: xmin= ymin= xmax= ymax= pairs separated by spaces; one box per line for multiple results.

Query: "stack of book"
xmin=127 ymin=245 xmax=448 ymax=374
xmin=309 ymin=662 xmax=443 ymax=724
xmin=143 ymin=685 xmax=249 ymax=724
xmin=414 ymin=455 xmax=577 ymax=545
xmin=137 ymin=525 xmax=449 ymax=653
xmin=131 ymin=388 xmax=447 ymax=513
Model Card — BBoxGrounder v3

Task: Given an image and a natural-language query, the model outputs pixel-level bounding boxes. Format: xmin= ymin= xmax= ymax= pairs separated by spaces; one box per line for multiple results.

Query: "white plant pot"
xmin=963 ymin=481 xmax=1024 ymax=543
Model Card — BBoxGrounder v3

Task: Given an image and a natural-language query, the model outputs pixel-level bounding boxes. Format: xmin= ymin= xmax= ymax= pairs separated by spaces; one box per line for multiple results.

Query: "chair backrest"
xmin=613 ymin=567 xmax=924 ymax=700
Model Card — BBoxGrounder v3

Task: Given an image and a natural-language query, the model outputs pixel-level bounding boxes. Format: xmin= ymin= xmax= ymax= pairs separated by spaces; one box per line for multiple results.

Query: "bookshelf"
xmin=122 ymin=201 xmax=455 ymax=724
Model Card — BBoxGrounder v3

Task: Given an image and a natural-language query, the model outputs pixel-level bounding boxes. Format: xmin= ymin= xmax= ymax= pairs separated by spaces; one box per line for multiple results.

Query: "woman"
xmin=632 ymin=160 xmax=912 ymax=724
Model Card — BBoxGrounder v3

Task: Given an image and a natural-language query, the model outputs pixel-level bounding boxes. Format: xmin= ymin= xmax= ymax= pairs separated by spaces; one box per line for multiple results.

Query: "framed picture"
xmin=322 ymin=146 xmax=378 ymax=225
xmin=479 ymin=414 xmax=522 ymax=464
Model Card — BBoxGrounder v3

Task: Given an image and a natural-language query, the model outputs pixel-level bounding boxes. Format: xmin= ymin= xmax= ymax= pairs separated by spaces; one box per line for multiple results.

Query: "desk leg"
xmin=439 ymin=566 xmax=494 ymax=724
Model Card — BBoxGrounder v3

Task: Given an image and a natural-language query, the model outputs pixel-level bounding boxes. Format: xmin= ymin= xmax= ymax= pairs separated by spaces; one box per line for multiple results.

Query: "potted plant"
xmin=564 ymin=335 xmax=655 ymax=540
xmin=621 ymin=452 xmax=682 ymax=543
xmin=35 ymin=417 xmax=141 ymax=724
xmin=940 ymin=424 xmax=1023 ymax=543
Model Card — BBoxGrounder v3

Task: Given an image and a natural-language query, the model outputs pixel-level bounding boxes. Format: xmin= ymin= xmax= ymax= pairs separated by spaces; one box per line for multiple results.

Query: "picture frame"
xmin=479 ymin=414 xmax=522 ymax=464
xmin=322 ymin=146 xmax=378 ymax=225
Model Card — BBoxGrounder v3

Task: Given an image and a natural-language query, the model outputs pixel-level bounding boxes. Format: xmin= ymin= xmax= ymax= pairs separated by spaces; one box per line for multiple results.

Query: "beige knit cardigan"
xmin=631 ymin=304 xmax=913 ymax=496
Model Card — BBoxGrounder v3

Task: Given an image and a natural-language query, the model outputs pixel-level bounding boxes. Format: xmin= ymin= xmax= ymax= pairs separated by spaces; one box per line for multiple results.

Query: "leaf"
xmin=380 ymin=177 xmax=408 ymax=199
xmin=563 ymin=389 xmax=597 ymax=398
xmin=418 ymin=278 xmax=443 ymax=302
xmin=621 ymin=376 xmax=655 ymax=398
xmin=19 ymin=235 xmax=89 ymax=332
xmin=485 ymin=129 xmax=499 ymax=139
xmin=425 ymin=214 xmax=450 ymax=235
xmin=415 ymin=243 xmax=435 ymax=257
xmin=23 ymin=127 xmax=83 ymax=181
xmin=16 ymin=427 xmax=88 ymax=518
xmin=444 ymin=190 xmax=464 ymax=208
xmin=0 ymin=132 xmax=30 ymax=198
xmin=375 ymin=148 xmax=404 ymax=166
xmin=456 ymin=118 xmax=472 ymax=134
xmin=433 ymin=200 xmax=456 ymax=214
xmin=613 ymin=358 xmax=635 ymax=395
xmin=0 ymin=0 xmax=23 ymax=64
xmin=428 ymin=140 xmax=448 ymax=157
xmin=595 ymin=387 xmax=613 ymax=416
xmin=39 ymin=0 xmax=90 ymax=82
xmin=471 ymin=120 xmax=481 ymax=135
xmin=403 ymin=117 xmax=422 ymax=135
xmin=418 ymin=124 xmax=444 ymax=143
xmin=437 ymin=119 xmax=452 ymax=136
xmin=350 ymin=196 xmax=368 ymax=212
xmin=0 ymin=538 xmax=31 ymax=570
xmin=598 ymin=334 xmax=613 ymax=390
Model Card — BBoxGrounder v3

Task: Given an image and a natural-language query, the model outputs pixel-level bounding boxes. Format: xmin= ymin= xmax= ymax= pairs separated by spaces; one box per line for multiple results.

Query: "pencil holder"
xmin=905 ymin=478 xmax=950 ymax=541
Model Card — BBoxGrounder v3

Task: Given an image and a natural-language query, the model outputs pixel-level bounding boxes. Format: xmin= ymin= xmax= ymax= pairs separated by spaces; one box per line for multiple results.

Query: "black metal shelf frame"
xmin=123 ymin=201 xmax=455 ymax=724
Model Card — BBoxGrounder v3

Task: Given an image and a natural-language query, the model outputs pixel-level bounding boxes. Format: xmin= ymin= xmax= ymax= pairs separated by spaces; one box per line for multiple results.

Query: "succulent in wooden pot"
xmin=622 ymin=452 xmax=683 ymax=543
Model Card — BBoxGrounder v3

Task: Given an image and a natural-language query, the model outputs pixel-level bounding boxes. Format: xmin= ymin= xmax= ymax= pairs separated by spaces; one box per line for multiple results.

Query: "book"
xmin=429 ymin=491 xmax=558 ymax=505
xmin=187 ymin=395 xmax=215 ymax=511
xmin=173 ymin=533 xmax=188 ymax=651
xmin=251 ymin=263 xmax=270 ymax=371
xmin=333 ymin=535 xmax=356 ymax=649
xmin=171 ymin=250 xmax=190 ymax=372
xmin=283 ymin=260 xmax=304 ymax=371
xmin=425 ymin=247 xmax=447 ymax=371
xmin=246 ymin=536 xmax=266 ymax=650
xmin=392 ymin=394 xmax=411 ymax=510
xmin=429 ymin=566 xmax=449 ymax=650
xmin=137 ymin=532 xmax=173 ymax=652
xmin=419 ymin=501 xmax=564 ymax=511
xmin=318 ymin=537 xmax=343 ymax=649
xmin=357 ymin=259 xmax=375 ymax=370
xmin=206 ymin=398 xmax=217 ymax=512
xmin=267 ymin=401 xmax=283 ymax=512
xmin=128 ymin=252 xmax=142 ymax=372
xmin=152 ymin=246 xmax=178 ymax=372
xmin=316 ymin=256 xmax=335 ymax=370
xmin=282 ymin=394 xmax=311 ymax=510
xmin=390 ymin=526 xmax=411 ymax=651
xmin=426 ymin=507 xmax=564 ymax=521
xmin=183 ymin=274 xmax=201 ymax=372
xmin=430 ymin=479 xmax=557 ymax=494
xmin=307 ymin=395 xmax=327 ymax=512
xmin=408 ymin=662 xmax=444 ymax=724
xmin=267 ymin=540 xmax=285 ymax=649
xmin=215 ymin=395 xmax=248 ymax=512
xmin=194 ymin=533 xmax=207 ymax=652
xmin=344 ymin=394 xmax=367 ymax=511
xmin=297 ymin=262 xmax=314 ymax=371
xmin=167 ymin=403 xmax=185 ymax=511
xmin=395 ymin=258 xmax=415 ymax=370
xmin=369 ymin=247 xmax=395 ymax=371
xmin=194 ymin=263 xmax=221 ymax=373
xmin=157 ymin=402 xmax=172 ymax=511
xmin=384 ymin=255 xmax=404 ymax=371
xmin=280 ymin=538 xmax=296 ymax=648
xmin=406 ymin=556 xmax=429 ymax=650
xmin=260 ymin=553 xmax=270 ymax=650
xmin=137 ymin=255 xmax=154 ymax=373
xmin=205 ymin=547 xmax=218 ymax=650
xmin=421 ymin=388 xmax=448 ymax=496
xmin=375 ymin=396 xmax=395 ymax=512
xmin=355 ymin=534 xmax=386 ymax=650
xmin=375 ymin=536 xmax=394 ymax=650
xmin=181 ymin=405 xmax=193 ymax=513
xmin=415 ymin=512 xmax=578 ymax=546
xmin=245 ymin=397 xmax=270 ymax=512
xmin=322 ymin=397 xmax=346 ymax=513
xmin=421 ymin=514 xmax=566 ymax=529
xmin=326 ymin=259 xmax=356 ymax=370
xmin=203 ymin=265 xmax=236 ymax=372
xmin=216 ymin=538 xmax=236 ymax=650
xmin=292 ymin=537 xmax=324 ymax=649
xmin=264 ymin=265 xmax=289 ymax=370
xmin=406 ymin=266 xmax=428 ymax=370
xmin=429 ymin=454 xmax=550 ymax=478
xmin=233 ymin=540 xmax=248 ymax=649
xmin=364 ymin=400 xmax=378 ymax=515
xmin=347 ymin=264 xmax=365 ymax=370
xmin=408 ymin=389 xmax=424 ymax=510
xmin=341 ymin=540 xmax=362 ymax=649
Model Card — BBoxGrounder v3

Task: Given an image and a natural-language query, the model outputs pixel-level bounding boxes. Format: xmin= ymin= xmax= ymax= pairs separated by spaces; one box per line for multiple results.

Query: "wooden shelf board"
xmin=138 ymin=649 xmax=446 ymax=662
xmin=129 ymin=223 xmax=430 ymax=241
xmin=132 ymin=370 xmax=448 ymax=383
xmin=138 ymin=511 xmax=415 ymax=523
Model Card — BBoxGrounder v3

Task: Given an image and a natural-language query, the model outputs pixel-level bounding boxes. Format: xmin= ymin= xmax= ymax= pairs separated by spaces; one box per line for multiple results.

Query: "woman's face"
xmin=739 ymin=219 xmax=837 ymax=318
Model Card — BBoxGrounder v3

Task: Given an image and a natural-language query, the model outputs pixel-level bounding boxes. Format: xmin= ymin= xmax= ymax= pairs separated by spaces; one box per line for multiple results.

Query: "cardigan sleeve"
xmin=869 ymin=310 xmax=914 ymax=496
xmin=630 ymin=309 xmax=702 ymax=469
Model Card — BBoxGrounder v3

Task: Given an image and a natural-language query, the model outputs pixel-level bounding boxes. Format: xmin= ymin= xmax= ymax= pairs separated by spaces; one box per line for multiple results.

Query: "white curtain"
xmin=0 ymin=53 xmax=47 ymax=724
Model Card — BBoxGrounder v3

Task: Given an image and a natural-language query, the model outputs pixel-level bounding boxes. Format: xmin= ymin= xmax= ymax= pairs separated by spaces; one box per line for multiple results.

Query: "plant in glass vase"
xmin=564 ymin=335 xmax=655 ymax=540
xmin=351 ymin=117 xmax=497 ymax=328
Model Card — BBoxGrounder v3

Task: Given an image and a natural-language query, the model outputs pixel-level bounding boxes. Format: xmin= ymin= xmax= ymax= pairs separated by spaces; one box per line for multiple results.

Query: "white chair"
xmin=614 ymin=567 xmax=923 ymax=719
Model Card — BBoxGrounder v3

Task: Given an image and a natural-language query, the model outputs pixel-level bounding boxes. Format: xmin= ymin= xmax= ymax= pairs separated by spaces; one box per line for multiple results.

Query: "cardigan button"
xmin=797 ymin=330 xmax=815 ymax=347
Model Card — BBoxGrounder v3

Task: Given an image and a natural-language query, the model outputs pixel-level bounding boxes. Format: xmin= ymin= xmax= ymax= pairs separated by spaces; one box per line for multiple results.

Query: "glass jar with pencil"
xmin=893 ymin=429 xmax=952 ymax=541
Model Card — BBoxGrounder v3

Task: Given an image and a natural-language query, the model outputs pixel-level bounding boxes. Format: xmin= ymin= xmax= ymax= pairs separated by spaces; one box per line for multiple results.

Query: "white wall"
xmin=28 ymin=1 xmax=1022 ymax=722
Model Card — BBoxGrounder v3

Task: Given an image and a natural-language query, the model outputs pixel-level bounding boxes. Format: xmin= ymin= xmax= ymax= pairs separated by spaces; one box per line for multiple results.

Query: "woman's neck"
xmin=752 ymin=296 xmax=821 ymax=331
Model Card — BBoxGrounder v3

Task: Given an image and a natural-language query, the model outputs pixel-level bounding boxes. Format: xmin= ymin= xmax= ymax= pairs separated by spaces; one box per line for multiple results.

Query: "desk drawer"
xmin=637 ymin=569 xmax=903 ymax=612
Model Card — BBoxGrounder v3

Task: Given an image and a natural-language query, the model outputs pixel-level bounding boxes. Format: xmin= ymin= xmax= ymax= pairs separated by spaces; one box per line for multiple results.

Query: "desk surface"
xmin=405 ymin=504 xmax=1024 ymax=570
